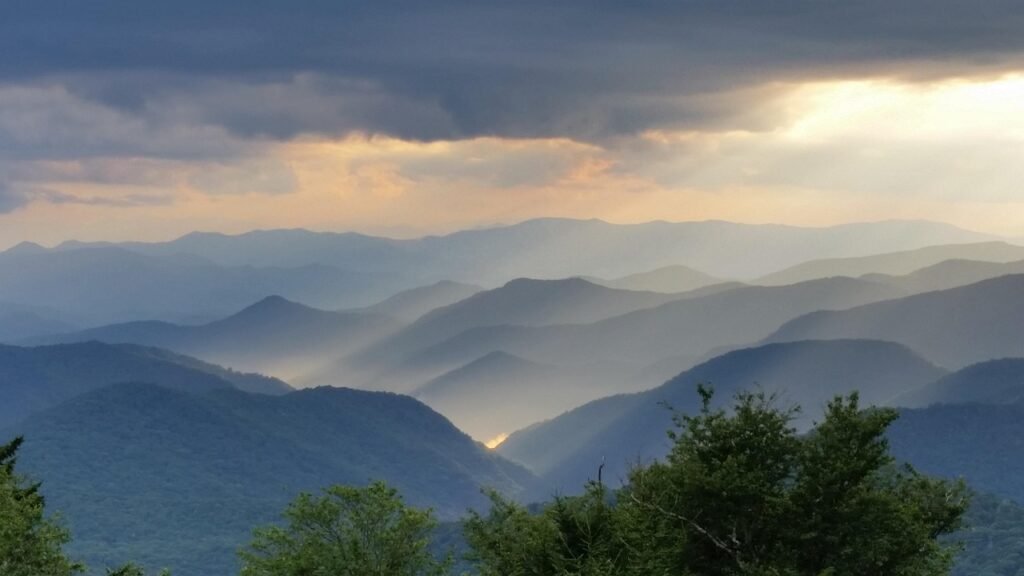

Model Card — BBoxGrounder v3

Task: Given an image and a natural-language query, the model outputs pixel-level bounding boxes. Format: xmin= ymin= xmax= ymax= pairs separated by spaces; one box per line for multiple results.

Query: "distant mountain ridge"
xmin=894 ymin=358 xmax=1024 ymax=407
xmin=353 ymin=278 xmax=688 ymax=362
xmin=4 ymin=218 xmax=997 ymax=326
xmin=755 ymin=241 xmax=1024 ymax=286
xmin=31 ymin=217 xmax=997 ymax=281
xmin=31 ymin=296 xmax=401 ymax=381
xmin=587 ymin=264 xmax=725 ymax=293
xmin=0 ymin=245 xmax=384 ymax=324
xmin=766 ymin=274 xmax=1024 ymax=369
xmin=356 ymin=280 xmax=483 ymax=321
xmin=0 ymin=301 xmax=78 ymax=343
xmin=396 ymin=276 xmax=908 ymax=377
xmin=0 ymin=341 xmax=291 ymax=428
xmin=866 ymin=257 xmax=1024 ymax=294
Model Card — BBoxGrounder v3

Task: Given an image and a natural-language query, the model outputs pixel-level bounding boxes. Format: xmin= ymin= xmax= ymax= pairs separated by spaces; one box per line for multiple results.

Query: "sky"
xmin=2 ymin=0 xmax=1024 ymax=248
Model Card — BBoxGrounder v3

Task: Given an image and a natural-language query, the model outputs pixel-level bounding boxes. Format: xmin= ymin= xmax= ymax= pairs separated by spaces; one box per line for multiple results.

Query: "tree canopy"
xmin=465 ymin=388 xmax=970 ymax=576
xmin=239 ymin=481 xmax=451 ymax=576
xmin=0 ymin=436 xmax=83 ymax=576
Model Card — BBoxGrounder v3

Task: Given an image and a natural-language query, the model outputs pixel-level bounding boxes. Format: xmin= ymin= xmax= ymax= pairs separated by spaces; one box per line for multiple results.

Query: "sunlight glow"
xmin=785 ymin=75 xmax=1024 ymax=142
xmin=484 ymin=433 xmax=509 ymax=450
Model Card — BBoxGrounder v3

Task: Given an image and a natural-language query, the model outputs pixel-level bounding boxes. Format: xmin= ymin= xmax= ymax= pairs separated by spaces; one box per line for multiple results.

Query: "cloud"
xmin=2 ymin=1 xmax=1023 ymax=144
xmin=31 ymin=188 xmax=175 ymax=208
xmin=0 ymin=85 xmax=249 ymax=161
xmin=612 ymin=78 xmax=1024 ymax=203
xmin=3 ymin=2 xmax=1024 ymax=246
xmin=0 ymin=176 xmax=174 ymax=211
xmin=0 ymin=180 xmax=28 ymax=213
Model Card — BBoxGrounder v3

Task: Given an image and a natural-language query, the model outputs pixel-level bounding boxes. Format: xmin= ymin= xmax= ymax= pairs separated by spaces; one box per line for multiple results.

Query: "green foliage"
xmin=464 ymin=484 xmax=621 ymax=576
xmin=239 ymin=481 xmax=451 ymax=576
xmin=0 ymin=436 xmax=83 ymax=576
xmin=465 ymin=388 xmax=970 ymax=576
xmin=105 ymin=563 xmax=170 ymax=576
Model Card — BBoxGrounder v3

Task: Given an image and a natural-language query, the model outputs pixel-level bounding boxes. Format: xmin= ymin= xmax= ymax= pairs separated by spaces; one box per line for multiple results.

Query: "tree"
xmin=239 ymin=481 xmax=451 ymax=576
xmin=106 ymin=566 xmax=145 ymax=576
xmin=0 ymin=436 xmax=83 ymax=576
xmin=105 ymin=563 xmax=171 ymax=576
xmin=465 ymin=388 xmax=970 ymax=576
xmin=464 ymin=484 xmax=621 ymax=576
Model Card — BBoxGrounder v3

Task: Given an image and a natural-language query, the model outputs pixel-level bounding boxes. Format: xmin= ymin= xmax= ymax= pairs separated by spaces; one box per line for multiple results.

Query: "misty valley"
xmin=2 ymin=219 xmax=1024 ymax=575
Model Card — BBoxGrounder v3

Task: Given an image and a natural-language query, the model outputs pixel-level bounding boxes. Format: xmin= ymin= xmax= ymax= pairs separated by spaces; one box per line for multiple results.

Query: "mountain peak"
xmin=218 ymin=295 xmax=325 ymax=326
xmin=4 ymin=241 xmax=47 ymax=255
xmin=500 ymin=276 xmax=598 ymax=291
xmin=240 ymin=295 xmax=307 ymax=313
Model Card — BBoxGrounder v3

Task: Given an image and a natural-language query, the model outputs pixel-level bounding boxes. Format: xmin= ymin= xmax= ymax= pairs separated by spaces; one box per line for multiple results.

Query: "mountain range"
xmin=864 ymin=257 xmax=1024 ymax=295
xmin=340 ymin=277 xmax=694 ymax=388
xmin=5 ymin=382 xmax=535 ymax=576
xmin=0 ymin=339 xmax=537 ymax=576
xmin=5 ymin=219 xmax=1024 ymax=575
xmin=355 ymin=280 xmax=483 ymax=321
xmin=755 ymin=241 xmax=1024 ymax=285
xmin=0 ymin=245 xmax=385 ymax=324
xmin=0 ymin=301 xmax=78 ymax=343
xmin=31 ymin=296 xmax=401 ymax=381
xmin=84 ymin=218 xmax=994 ymax=281
xmin=767 ymin=274 xmax=1024 ymax=369
xmin=3 ymin=218 xmax=998 ymax=325
xmin=587 ymin=264 xmax=725 ymax=293
xmin=392 ymin=276 xmax=907 ymax=379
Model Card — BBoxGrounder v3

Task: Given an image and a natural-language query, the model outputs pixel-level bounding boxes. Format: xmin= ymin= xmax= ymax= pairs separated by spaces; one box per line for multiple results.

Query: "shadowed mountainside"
xmin=0 ymin=341 xmax=291 ymax=428
xmin=4 ymin=383 xmax=535 ymax=576
xmin=888 ymin=402 xmax=1024 ymax=505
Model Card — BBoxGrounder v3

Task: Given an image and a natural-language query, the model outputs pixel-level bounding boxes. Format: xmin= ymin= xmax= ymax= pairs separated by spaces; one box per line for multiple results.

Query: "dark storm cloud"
xmin=3 ymin=0 xmax=1024 ymax=142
